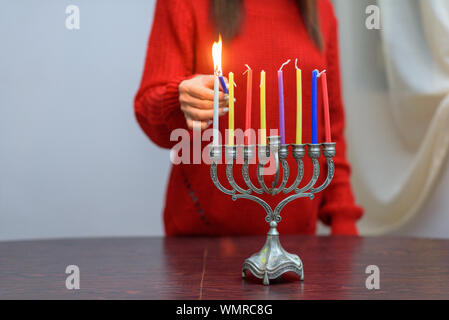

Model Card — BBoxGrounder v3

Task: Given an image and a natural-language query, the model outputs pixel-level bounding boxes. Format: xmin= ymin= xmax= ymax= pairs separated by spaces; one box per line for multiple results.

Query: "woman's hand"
xmin=179 ymin=75 xmax=229 ymax=130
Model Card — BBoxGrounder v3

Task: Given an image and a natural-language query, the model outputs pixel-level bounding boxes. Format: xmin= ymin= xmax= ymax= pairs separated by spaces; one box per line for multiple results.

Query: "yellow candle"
xmin=296 ymin=62 xmax=302 ymax=145
xmin=228 ymin=72 xmax=234 ymax=146
xmin=260 ymin=70 xmax=267 ymax=146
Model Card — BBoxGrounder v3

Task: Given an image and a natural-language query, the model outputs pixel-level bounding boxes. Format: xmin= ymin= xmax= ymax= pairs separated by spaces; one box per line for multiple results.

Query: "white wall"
xmin=0 ymin=0 xmax=168 ymax=240
xmin=1 ymin=0 xmax=447 ymax=241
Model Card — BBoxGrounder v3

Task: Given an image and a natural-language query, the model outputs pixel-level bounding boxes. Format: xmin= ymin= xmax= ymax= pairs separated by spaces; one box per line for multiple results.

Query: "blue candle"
xmin=311 ymin=69 xmax=318 ymax=144
xmin=219 ymin=75 xmax=229 ymax=94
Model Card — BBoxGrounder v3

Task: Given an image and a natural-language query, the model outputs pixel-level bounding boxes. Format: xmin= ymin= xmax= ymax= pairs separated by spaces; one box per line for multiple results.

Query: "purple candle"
xmin=278 ymin=60 xmax=291 ymax=144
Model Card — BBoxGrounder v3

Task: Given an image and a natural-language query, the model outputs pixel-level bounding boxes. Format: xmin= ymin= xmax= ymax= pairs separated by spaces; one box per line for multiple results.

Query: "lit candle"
xmin=295 ymin=59 xmax=302 ymax=145
xmin=213 ymin=35 xmax=228 ymax=94
xmin=228 ymin=72 xmax=234 ymax=146
xmin=278 ymin=60 xmax=290 ymax=145
xmin=212 ymin=36 xmax=222 ymax=146
xmin=311 ymin=69 xmax=318 ymax=144
xmin=320 ymin=70 xmax=332 ymax=142
xmin=213 ymin=75 xmax=220 ymax=146
xmin=244 ymin=65 xmax=252 ymax=145
xmin=260 ymin=70 xmax=267 ymax=146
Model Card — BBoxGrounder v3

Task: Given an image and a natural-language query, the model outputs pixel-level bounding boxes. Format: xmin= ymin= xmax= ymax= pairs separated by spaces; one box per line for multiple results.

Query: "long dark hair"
xmin=210 ymin=0 xmax=323 ymax=50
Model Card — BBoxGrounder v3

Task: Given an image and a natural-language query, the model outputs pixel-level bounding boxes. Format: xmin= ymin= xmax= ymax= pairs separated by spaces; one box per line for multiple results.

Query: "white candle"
xmin=213 ymin=75 xmax=220 ymax=146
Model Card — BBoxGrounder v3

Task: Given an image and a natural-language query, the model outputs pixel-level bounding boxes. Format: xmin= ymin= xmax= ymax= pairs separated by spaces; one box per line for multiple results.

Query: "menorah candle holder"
xmin=209 ymin=136 xmax=335 ymax=285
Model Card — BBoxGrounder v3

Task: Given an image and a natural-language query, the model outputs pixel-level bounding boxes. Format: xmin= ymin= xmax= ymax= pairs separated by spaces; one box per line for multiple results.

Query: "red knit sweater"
xmin=135 ymin=0 xmax=363 ymax=236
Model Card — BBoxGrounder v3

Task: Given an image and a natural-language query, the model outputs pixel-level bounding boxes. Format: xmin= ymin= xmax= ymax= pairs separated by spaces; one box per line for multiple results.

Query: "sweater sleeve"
xmin=318 ymin=5 xmax=364 ymax=235
xmin=134 ymin=0 xmax=195 ymax=149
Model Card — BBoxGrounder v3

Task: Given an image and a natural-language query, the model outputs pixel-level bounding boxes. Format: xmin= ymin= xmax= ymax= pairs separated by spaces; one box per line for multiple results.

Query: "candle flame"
xmin=212 ymin=35 xmax=223 ymax=75
xmin=243 ymin=64 xmax=251 ymax=75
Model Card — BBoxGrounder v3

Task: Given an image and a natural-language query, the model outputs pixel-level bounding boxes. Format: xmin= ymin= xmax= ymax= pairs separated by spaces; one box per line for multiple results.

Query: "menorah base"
xmin=242 ymin=226 xmax=304 ymax=285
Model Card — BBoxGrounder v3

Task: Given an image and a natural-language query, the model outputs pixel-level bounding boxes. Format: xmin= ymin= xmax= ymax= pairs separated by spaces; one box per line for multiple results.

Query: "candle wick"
xmin=279 ymin=59 xmax=291 ymax=72
xmin=295 ymin=58 xmax=299 ymax=70
xmin=317 ymin=70 xmax=327 ymax=77
xmin=243 ymin=64 xmax=251 ymax=75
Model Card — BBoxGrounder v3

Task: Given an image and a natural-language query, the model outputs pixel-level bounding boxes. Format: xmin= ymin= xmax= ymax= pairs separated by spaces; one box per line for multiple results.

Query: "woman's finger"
xmin=185 ymin=115 xmax=212 ymax=130
xmin=186 ymin=75 xmax=228 ymax=101
xmin=180 ymin=94 xmax=228 ymax=110
xmin=182 ymin=104 xmax=228 ymax=121
xmin=189 ymin=85 xmax=228 ymax=102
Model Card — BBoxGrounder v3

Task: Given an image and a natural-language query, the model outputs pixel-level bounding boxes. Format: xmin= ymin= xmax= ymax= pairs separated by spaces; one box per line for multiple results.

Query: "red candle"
xmin=321 ymin=71 xmax=332 ymax=142
xmin=244 ymin=65 xmax=253 ymax=145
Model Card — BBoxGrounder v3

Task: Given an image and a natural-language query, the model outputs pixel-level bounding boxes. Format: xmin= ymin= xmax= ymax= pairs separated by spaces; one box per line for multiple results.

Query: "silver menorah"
xmin=209 ymin=136 xmax=335 ymax=285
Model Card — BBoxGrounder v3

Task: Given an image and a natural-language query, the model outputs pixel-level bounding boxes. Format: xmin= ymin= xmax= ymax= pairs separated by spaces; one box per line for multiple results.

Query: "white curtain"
xmin=333 ymin=0 xmax=449 ymax=235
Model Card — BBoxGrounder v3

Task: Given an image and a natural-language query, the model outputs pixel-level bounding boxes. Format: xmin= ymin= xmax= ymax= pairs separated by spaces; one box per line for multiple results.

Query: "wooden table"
xmin=0 ymin=236 xmax=448 ymax=299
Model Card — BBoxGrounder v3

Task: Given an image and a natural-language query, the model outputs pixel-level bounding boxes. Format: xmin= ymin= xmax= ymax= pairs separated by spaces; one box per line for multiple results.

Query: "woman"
xmin=134 ymin=0 xmax=363 ymax=236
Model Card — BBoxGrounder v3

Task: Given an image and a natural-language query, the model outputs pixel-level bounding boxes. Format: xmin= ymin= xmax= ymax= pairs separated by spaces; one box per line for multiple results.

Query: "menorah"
xmin=209 ymin=135 xmax=335 ymax=285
